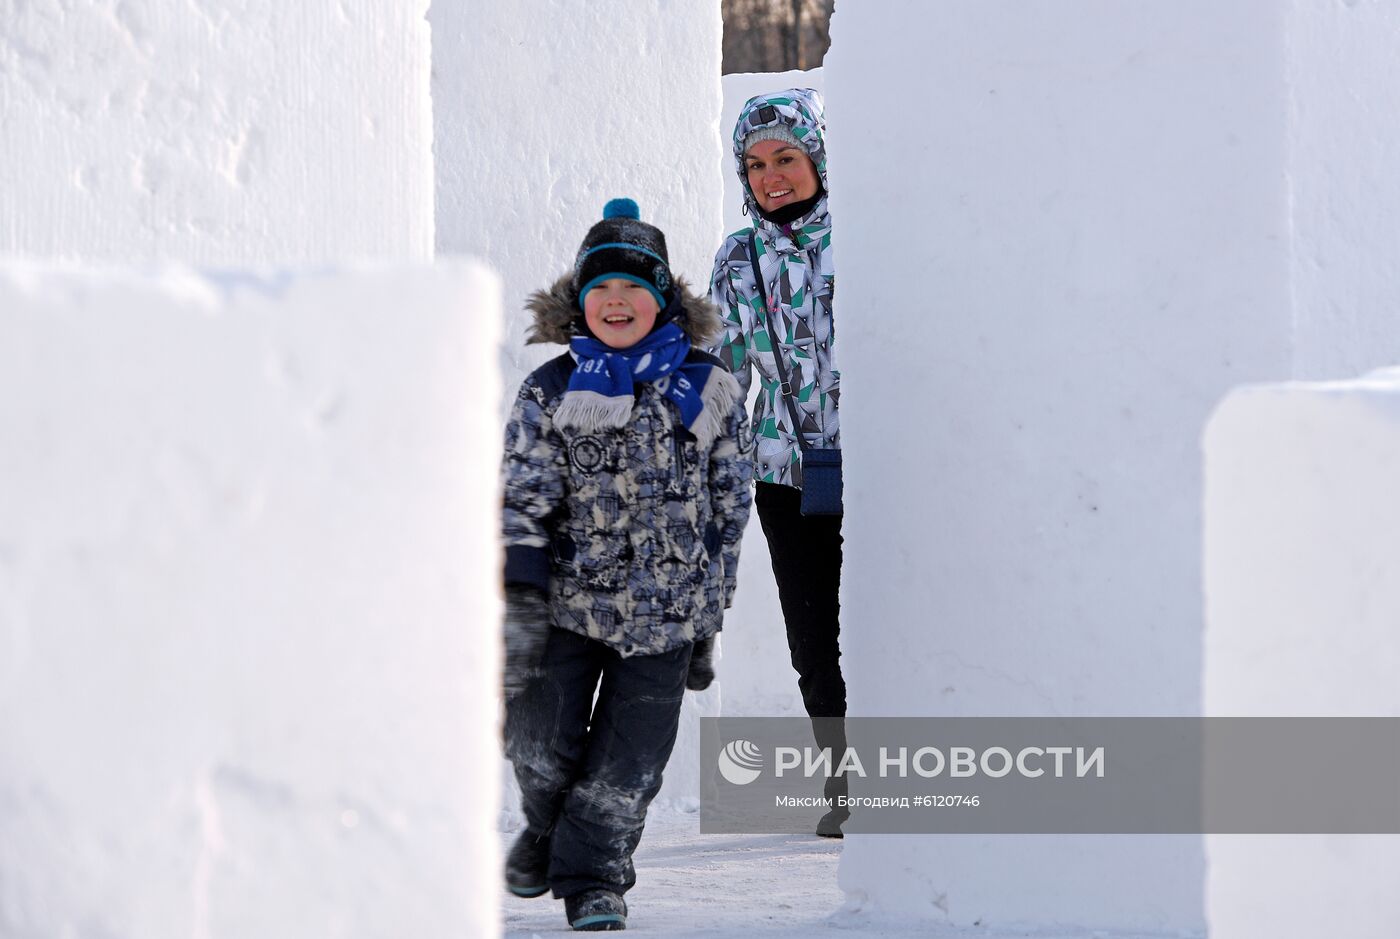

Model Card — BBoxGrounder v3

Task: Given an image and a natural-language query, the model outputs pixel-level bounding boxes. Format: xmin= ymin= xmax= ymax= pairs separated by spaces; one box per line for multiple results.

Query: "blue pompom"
xmin=603 ymin=198 xmax=640 ymax=220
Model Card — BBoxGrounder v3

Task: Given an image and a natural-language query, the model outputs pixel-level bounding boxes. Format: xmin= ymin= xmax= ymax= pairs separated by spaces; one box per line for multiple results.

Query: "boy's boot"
xmin=505 ymin=830 xmax=550 ymax=898
xmin=565 ymin=888 xmax=628 ymax=931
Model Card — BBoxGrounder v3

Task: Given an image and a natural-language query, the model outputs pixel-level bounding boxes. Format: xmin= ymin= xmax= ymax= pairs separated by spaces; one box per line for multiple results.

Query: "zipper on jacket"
xmin=672 ymin=425 xmax=686 ymax=485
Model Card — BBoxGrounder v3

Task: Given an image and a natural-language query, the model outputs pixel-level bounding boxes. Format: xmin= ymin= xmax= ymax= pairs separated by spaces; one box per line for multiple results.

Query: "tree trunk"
xmin=791 ymin=0 xmax=803 ymax=69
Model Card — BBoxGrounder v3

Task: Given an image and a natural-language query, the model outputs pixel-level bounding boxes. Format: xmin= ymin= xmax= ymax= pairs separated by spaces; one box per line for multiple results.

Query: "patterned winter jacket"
xmin=709 ymin=87 xmax=838 ymax=489
xmin=501 ymin=275 xmax=753 ymax=657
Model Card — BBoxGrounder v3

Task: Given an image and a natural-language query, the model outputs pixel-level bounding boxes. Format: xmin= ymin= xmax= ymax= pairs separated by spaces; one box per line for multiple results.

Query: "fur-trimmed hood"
xmin=524 ymin=273 xmax=723 ymax=347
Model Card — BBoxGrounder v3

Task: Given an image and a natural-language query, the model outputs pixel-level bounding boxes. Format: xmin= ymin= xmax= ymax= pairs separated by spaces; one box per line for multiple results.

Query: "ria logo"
xmin=717 ymin=739 xmax=764 ymax=785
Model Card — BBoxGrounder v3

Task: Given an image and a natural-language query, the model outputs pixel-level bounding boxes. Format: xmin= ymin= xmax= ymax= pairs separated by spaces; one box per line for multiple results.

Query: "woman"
xmin=708 ymin=88 xmax=847 ymax=837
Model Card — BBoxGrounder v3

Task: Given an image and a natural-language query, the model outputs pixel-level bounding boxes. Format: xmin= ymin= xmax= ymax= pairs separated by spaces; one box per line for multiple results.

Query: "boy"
xmin=500 ymin=199 xmax=752 ymax=931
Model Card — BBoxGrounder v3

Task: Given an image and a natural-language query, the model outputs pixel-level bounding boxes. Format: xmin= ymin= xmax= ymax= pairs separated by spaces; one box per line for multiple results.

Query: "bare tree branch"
xmin=723 ymin=0 xmax=832 ymax=74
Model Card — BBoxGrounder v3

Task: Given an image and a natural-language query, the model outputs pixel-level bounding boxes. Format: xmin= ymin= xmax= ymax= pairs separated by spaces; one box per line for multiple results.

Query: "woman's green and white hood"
xmin=730 ymin=87 xmax=829 ymax=217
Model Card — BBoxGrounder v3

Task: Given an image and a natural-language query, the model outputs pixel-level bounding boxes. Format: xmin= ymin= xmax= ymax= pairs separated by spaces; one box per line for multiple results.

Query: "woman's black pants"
xmin=755 ymin=481 xmax=848 ymax=800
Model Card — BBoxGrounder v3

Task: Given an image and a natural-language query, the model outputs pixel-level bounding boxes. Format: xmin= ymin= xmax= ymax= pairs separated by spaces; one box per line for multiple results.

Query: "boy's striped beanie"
xmin=573 ymin=198 xmax=672 ymax=311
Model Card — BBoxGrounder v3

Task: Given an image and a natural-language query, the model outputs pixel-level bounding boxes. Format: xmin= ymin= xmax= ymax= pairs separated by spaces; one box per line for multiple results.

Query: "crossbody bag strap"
xmin=747 ymin=230 xmax=811 ymax=454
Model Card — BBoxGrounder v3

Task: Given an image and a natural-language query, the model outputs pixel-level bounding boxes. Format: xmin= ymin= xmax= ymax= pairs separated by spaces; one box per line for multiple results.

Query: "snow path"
xmin=504 ymin=808 xmax=849 ymax=937
xmin=501 ymin=809 xmax=1175 ymax=938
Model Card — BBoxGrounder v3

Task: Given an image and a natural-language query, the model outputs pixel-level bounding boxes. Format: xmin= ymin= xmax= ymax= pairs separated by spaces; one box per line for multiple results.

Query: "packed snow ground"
xmin=501 ymin=807 xmax=1182 ymax=938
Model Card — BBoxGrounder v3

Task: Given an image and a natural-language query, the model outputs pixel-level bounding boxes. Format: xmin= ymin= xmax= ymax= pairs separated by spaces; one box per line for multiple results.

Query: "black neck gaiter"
xmin=755 ymin=184 xmax=825 ymax=226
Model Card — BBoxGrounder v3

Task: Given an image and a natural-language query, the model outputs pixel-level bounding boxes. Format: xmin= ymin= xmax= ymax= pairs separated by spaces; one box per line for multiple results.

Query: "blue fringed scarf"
xmin=554 ymin=321 xmax=735 ymax=448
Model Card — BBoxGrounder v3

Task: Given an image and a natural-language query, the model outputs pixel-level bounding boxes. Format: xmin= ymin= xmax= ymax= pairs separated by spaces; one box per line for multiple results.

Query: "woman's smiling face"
xmin=745 ymin=138 xmax=820 ymax=213
xmin=582 ymin=278 xmax=660 ymax=349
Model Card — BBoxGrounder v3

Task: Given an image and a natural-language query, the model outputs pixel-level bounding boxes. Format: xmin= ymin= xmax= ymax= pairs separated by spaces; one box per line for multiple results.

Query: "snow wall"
xmin=431 ymin=0 xmax=726 ymax=811
xmin=0 ymin=262 xmax=501 ymax=938
xmin=1204 ymin=375 xmax=1400 ymax=939
xmin=0 ymin=2 xmax=433 ymax=263
xmin=1289 ymin=3 xmax=1400 ymax=380
xmin=822 ymin=0 xmax=1393 ymax=931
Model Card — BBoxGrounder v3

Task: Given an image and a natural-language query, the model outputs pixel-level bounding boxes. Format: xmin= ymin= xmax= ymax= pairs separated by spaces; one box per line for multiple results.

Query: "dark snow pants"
xmin=504 ymin=626 xmax=691 ymax=899
xmin=755 ymin=481 xmax=849 ymax=804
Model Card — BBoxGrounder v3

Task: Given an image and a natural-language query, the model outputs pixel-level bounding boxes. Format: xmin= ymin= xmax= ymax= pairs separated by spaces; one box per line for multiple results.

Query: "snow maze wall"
xmin=1205 ymin=374 xmax=1400 ymax=939
xmin=6 ymin=1 xmax=1400 ymax=937
xmin=0 ymin=262 xmax=503 ymax=938
xmin=828 ymin=2 xmax=1400 ymax=933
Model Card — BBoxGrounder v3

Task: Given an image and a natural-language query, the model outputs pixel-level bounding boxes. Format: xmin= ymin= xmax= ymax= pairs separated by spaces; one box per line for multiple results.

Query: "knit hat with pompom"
xmin=572 ymin=198 xmax=672 ymax=311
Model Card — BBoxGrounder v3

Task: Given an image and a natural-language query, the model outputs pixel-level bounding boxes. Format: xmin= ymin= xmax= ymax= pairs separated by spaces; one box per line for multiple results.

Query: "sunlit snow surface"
xmin=503 ymin=808 xmax=1182 ymax=939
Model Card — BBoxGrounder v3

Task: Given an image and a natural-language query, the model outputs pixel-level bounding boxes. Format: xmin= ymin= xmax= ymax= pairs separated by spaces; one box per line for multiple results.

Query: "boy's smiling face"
xmin=582 ymin=278 xmax=660 ymax=349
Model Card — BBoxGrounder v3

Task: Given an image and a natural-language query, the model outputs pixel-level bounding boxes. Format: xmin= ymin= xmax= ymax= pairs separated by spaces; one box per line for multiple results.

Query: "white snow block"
xmin=1203 ymin=375 xmax=1400 ymax=939
xmin=826 ymin=1 xmax=1291 ymax=932
xmin=0 ymin=3 xmax=433 ymax=264
xmin=1288 ymin=3 xmax=1400 ymax=379
xmin=0 ymin=262 xmax=501 ymax=939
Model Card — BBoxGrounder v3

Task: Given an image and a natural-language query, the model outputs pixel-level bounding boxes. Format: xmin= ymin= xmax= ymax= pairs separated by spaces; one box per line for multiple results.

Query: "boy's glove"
xmin=503 ymin=585 xmax=550 ymax=700
xmin=686 ymin=635 xmax=716 ymax=691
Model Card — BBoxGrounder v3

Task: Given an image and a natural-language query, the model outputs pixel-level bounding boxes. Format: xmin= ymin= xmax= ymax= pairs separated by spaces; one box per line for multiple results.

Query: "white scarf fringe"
xmin=555 ymin=370 xmax=742 ymax=451
xmin=554 ymin=390 xmax=635 ymax=434
xmin=691 ymin=368 xmax=741 ymax=450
